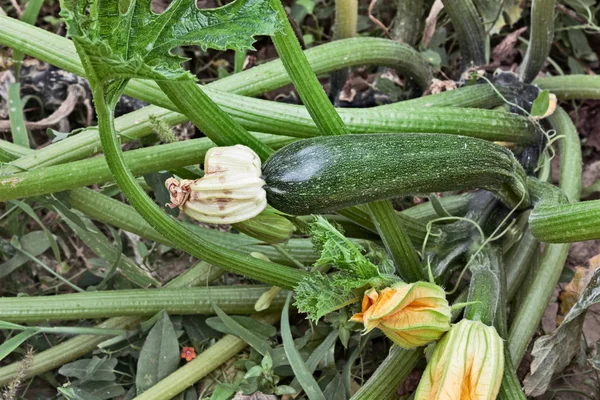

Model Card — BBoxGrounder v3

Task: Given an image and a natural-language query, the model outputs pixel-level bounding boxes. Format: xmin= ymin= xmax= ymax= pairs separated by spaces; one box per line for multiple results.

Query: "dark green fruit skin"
xmin=262 ymin=133 xmax=529 ymax=215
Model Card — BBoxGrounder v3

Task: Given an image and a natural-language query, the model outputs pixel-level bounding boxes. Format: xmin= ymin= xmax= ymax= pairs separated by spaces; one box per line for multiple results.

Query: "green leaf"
xmin=136 ymin=311 xmax=180 ymax=395
xmin=281 ymin=293 xmax=326 ymax=400
xmin=58 ymin=356 xmax=118 ymax=384
xmin=290 ymin=329 xmax=338 ymax=393
xmin=211 ymin=303 xmax=273 ymax=356
xmin=323 ymin=374 xmax=345 ymax=400
xmin=531 ymin=90 xmax=551 ymax=117
xmin=0 ymin=330 xmax=38 ymax=363
xmin=210 ymin=383 xmax=238 ymax=400
xmin=50 ymin=198 xmax=159 ymax=288
xmin=59 ymin=0 xmax=279 ymax=82
xmin=294 ymin=273 xmax=362 ymax=322
xmin=205 ymin=315 xmax=277 ymax=339
xmin=309 ymin=216 xmax=380 ymax=279
xmin=524 ymin=267 xmax=600 ymax=396
xmin=9 ymin=200 xmax=61 ymax=262
xmin=0 ymin=231 xmax=50 ymax=279
xmin=58 ymin=381 xmax=126 ymax=400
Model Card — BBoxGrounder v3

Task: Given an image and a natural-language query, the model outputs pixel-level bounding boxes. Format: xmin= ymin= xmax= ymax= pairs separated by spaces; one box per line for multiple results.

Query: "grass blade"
xmin=281 ymin=293 xmax=326 ymax=400
xmin=211 ymin=303 xmax=273 ymax=357
xmin=0 ymin=330 xmax=39 ymax=363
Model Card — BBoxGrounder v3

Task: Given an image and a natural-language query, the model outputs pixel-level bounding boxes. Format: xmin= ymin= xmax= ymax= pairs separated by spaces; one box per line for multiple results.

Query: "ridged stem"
xmin=441 ymin=0 xmax=486 ymax=68
xmin=270 ymin=0 xmax=349 ymax=136
xmin=534 ymin=75 xmax=600 ymax=100
xmin=269 ymin=0 xmax=424 ymax=281
xmin=157 ymin=81 xmax=273 ymax=161
xmin=508 ymin=106 xmax=581 ymax=364
xmin=350 ymin=346 xmax=421 ymax=399
xmin=392 ymin=0 xmax=424 ymax=46
xmin=519 ymin=0 xmax=555 ymax=83
xmin=0 ymin=261 xmax=223 ymax=386
xmin=0 ymin=16 xmax=432 ymax=100
xmin=367 ymin=201 xmax=424 ymax=282
xmin=0 ymin=286 xmax=285 ymax=322
xmin=91 ymin=84 xmax=306 ymax=290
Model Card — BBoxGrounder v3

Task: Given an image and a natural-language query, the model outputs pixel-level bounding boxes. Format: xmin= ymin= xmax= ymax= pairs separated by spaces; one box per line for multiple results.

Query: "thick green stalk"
xmin=528 ymin=108 xmax=598 ymax=243
xmin=505 ymin=227 xmax=539 ymax=301
xmin=330 ymin=0 xmax=358 ymax=99
xmin=350 ymin=346 xmax=421 ymax=399
xmin=367 ymin=201 xmax=424 ymax=282
xmin=67 ymin=188 xmax=320 ymax=266
xmin=392 ymin=0 xmax=423 ymax=46
xmin=0 ymin=16 xmax=432 ymax=99
xmin=2 ymin=83 xmax=527 ymax=175
xmin=1 ymin=88 xmax=532 ymax=176
xmin=0 ymin=134 xmax=294 ymax=201
xmin=157 ymin=81 xmax=273 ymax=161
xmin=534 ymin=75 xmax=600 ymax=100
xmin=508 ymin=106 xmax=581 ymax=364
xmin=269 ymin=0 xmax=425 ymax=281
xmin=270 ymin=0 xmax=349 ymax=136
xmin=334 ymin=0 xmax=358 ymax=40
xmin=530 ymin=200 xmax=600 ymax=242
xmin=92 ymin=86 xmax=306 ymax=290
xmin=519 ymin=0 xmax=555 ymax=83
xmin=0 ymin=261 xmax=224 ymax=386
xmin=441 ymin=0 xmax=486 ymax=68
xmin=0 ymin=286 xmax=285 ymax=322
xmin=133 ymin=312 xmax=280 ymax=400
xmin=497 ymin=350 xmax=527 ymax=400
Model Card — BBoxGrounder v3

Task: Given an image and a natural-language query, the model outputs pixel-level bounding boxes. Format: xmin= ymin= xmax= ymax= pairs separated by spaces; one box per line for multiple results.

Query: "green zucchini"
xmin=262 ymin=134 xmax=530 ymax=215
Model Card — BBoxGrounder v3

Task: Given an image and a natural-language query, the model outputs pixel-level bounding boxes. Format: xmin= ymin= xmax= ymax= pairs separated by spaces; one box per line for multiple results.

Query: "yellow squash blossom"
xmin=350 ymin=282 xmax=451 ymax=349
xmin=415 ymin=319 xmax=504 ymax=400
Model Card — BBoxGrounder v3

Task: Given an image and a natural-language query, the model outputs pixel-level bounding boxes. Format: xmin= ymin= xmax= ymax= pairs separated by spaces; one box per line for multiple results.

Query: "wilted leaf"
xmin=558 ymin=255 xmax=600 ymax=324
xmin=59 ymin=356 xmax=118 ymax=384
xmin=136 ymin=311 xmax=180 ymax=394
xmin=232 ymin=392 xmax=277 ymax=400
xmin=525 ymin=265 xmax=600 ymax=396
xmin=589 ymin=340 xmax=600 ymax=371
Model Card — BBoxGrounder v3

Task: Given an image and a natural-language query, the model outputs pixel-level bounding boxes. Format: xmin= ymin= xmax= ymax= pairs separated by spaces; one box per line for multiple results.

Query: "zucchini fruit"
xmin=262 ymin=134 xmax=529 ymax=215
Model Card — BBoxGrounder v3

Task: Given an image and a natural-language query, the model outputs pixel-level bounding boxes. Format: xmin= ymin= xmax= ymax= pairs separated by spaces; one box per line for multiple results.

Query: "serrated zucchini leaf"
xmin=59 ymin=0 xmax=278 ymax=82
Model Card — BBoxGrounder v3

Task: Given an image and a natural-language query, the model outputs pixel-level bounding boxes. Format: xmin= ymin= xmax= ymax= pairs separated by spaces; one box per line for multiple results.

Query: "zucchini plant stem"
xmin=0 ymin=286 xmax=286 ymax=322
xmin=269 ymin=0 xmax=424 ymax=280
xmin=533 ymin=75 xmax=600 ymax=100
xmin=441 ymin=0 xmax=486 ymax=68
xmin=330 ymin=0 xmax=357 ymax=100
xmin=91 ymin=85 xmax=306 ymax=290
xmin=157 ymin=81 xmax=274 ymax=161
xmin=519 ymin=0 xmax=556 ymax=83
xmin=0 ymin=135 xmax=290 ymax=201
xmin=0 ymin=261 xmax=224 ymax=386
xmin=270 ymin=0 xmax=349 ymax=136
xmin=391 ymin=0 xmax=424 ymax=46
xmin=350 ymin=346 xmax=421 ymax=399
xmin=508 ymin=106 xmax=581 ymax=364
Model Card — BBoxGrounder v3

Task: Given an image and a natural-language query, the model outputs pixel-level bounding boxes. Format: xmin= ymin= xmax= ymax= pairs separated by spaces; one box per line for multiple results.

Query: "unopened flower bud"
xmin=233 ymin=207 xmax=295 ymax=244
xmin=415 ymin=319 xmax=504 ymax=400
xmin=166 ymin=145 xmax=267 ymax=224
xmin=350 ymin=282 xmax=451 ymax=349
